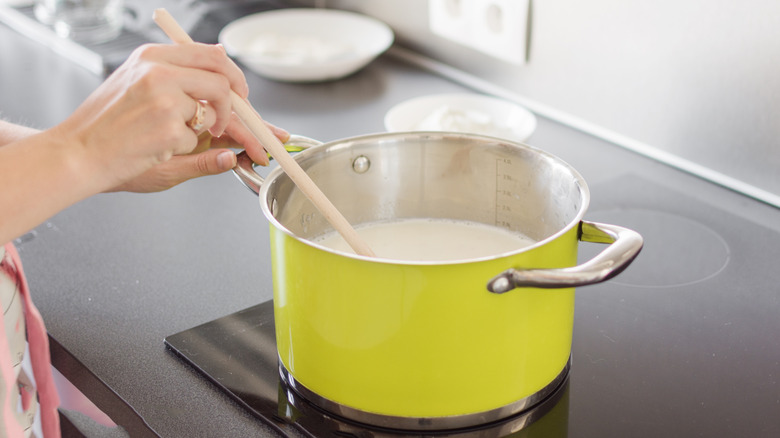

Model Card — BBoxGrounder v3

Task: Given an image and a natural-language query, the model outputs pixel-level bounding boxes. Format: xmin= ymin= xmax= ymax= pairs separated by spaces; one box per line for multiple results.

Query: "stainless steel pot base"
xmin=164 ymin=300 xmax=570 ymax=438
xmin=279 ymin=359 xmax=570 ymax=432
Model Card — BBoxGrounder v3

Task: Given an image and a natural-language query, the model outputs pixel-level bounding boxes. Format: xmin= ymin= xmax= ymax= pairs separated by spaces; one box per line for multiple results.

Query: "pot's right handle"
xmin=487 ymin=221 xmax=643 ymax=293
xmin=232 ymin=135 xmax=322 ymax=195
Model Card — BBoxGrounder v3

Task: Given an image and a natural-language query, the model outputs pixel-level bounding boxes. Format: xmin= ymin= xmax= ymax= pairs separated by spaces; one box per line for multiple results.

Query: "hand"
xmin=1 ymin=42 xmax=291 ymax=244
xmin=54 ymin=42 xmax=277 ymax=193
xmin=109 ymin=118 xmax=290 ymax=193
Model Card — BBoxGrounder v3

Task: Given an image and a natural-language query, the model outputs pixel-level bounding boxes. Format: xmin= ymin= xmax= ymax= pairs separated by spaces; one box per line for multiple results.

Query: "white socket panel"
xmin=429 ymin=0 xmax=529 ymax=65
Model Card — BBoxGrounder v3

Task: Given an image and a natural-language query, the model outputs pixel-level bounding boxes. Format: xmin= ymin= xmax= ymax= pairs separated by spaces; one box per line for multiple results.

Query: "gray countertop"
xmin=2 ymin=14 xmax=780 ymax=438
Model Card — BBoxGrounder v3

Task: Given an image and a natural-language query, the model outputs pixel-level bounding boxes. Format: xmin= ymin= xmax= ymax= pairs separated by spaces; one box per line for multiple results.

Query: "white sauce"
xmin=313 ymin=218 xmax=535 ymax=261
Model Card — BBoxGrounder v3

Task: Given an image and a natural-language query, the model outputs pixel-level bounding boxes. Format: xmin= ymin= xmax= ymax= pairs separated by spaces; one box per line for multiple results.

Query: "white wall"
xmin=304 ymin=0 xmax=780 ymax=203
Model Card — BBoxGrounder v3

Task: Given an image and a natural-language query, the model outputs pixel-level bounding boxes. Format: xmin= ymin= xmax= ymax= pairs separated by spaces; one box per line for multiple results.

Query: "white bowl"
xmin=218 ymin=8 xmax=394 ymax=83
xmin=384 ymin=93 xmax=537 ymax=142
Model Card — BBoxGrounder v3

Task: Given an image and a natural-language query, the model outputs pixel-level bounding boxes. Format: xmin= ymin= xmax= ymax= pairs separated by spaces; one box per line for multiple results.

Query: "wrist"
xmin=45 ymin=125 xmax=113 ymax=198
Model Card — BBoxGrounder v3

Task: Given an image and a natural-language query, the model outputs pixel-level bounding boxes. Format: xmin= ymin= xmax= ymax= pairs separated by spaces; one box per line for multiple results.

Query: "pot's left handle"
xmin=487 ymin=221 xmax=643 ymax=293
xmin=232 ymin=135 xmax=322 ymax=195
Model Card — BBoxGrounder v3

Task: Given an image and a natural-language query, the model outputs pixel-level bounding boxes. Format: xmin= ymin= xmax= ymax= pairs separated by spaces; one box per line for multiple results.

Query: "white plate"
xmin=384 ymin=93 xmax=537 ymax=142
xmin=218 ymin=8 xmax=394 ymax=83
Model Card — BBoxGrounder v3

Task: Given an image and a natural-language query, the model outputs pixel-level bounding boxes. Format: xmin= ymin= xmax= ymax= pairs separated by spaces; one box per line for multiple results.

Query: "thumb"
xmin=107 ymin=149 xmax=237 ymax=193
xmin=188 ymin=148 xmax=238 ymax=175
xmin=163 ymin=149 xmax=236 ymax=184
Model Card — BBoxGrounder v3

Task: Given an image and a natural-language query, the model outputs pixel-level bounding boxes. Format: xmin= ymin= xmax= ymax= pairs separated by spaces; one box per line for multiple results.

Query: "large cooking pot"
xmin=234 ymin=132 xmax=642 ymax=430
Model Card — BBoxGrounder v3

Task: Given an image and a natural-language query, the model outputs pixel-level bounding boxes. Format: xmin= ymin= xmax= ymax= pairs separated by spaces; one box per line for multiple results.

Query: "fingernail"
xmin=210 ymin=119 xmax=227 ymax=138
xmin=274 ymin=126 xmax=291 ymax=142
xmin=217 ymin=150 xmax=236 ymax=170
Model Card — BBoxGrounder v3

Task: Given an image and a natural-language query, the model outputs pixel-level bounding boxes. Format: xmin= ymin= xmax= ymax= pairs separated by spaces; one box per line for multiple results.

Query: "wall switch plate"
xmin=429 ymin=0 xmax=529 ymax=65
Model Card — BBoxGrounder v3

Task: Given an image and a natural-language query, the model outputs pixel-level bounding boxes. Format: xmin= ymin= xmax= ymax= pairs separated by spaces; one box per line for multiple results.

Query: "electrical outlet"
xmin=429 ymin=0 xmax=529 ymax=65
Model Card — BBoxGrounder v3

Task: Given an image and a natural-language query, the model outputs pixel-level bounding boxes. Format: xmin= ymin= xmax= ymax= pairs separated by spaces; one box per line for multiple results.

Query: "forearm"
xmin=0 ymin=127 xmax=100 ymax=244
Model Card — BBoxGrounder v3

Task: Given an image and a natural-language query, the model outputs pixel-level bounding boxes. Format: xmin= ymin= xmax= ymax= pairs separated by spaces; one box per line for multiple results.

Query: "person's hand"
xmin=1 ymin=42 xmax=292 ymax=243
xmin=50 ymin=42 xmax=281 ymax=193
xmin=109 ymin=117 xmax=289 ymax=193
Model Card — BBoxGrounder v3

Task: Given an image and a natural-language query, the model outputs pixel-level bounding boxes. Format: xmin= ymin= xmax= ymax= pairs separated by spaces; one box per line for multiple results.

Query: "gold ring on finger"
xmin=187 ymin=100 xmax=205 ymax=132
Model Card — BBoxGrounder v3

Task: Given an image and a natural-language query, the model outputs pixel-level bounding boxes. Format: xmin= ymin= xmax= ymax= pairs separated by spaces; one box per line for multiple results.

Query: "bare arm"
xmin=0 ymin=43 xmax=286 ymax=245
xmin=0 ymin=124 xmax=95 ymax=244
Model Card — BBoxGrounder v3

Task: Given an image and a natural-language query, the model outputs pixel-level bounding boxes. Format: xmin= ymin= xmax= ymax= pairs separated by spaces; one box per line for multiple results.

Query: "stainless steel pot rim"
xmin=258 ymin=131 xmax=591 ymax=265
xmin=278 ymin=356 xmax=571 ymax=431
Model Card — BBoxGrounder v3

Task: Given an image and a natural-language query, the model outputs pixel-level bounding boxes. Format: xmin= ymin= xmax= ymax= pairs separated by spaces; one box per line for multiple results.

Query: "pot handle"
xmin=487 ymin=221 xmax=643 ymax=293
xmin=232 ymin=134 xmax=323 ymax=195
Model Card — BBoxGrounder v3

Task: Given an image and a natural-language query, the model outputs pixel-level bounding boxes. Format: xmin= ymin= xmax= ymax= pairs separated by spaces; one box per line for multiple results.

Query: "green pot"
xmin=234 ymin=132 xmax=642 ymax=430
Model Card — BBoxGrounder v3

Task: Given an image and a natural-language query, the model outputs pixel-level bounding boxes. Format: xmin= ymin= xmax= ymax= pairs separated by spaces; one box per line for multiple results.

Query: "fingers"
xmin=94 ymin=42 xmax=294 ymax=191
xmin=164 ymin=149 xmax=237 ymax=186
xmin=61 ymin=42 xmax=258 ymax=193
xmin=209 ymin=115 xmax=292 ymax=167
xmin=186 ymin=100 xmax=217 ymax=136
xmin=138 ymin=43 xmax=291 ymax=156
xmin=170 ymin=68 xmax=232 ymax=136
xmin=134 ymin=43 xmax=247 ymax=137
xmin=110 ymin=149 xmax=238 ymax=193
xmin=221 ymin=113 xmax=269 ymax=166
xmin=265 ymin=121 xmax=291 ymax=144
xmin=185 ymin=102 xmax=291 ymax=170
xmin=185 ymin=100 xmax=206 ymax=132
xmin=149 ymin=43 xmax=248 ymax=98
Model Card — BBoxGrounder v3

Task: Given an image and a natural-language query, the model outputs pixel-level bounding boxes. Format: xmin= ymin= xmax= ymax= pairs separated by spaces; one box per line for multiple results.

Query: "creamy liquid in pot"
xmin=313 ymin=218 xmax=536 ymax=261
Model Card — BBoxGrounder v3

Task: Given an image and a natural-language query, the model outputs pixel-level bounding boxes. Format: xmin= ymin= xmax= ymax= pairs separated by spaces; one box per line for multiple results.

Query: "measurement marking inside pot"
xmin=495 ymin=157 xmax=518 ymax=230
xmin=495 ymin=159 xmax=499 ymax=227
